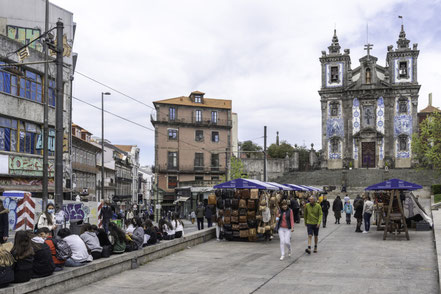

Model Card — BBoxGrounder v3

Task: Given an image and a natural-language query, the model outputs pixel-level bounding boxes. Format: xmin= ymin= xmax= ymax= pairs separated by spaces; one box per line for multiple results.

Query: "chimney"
xmin=429 ymin=93 xmax=432 ymax=106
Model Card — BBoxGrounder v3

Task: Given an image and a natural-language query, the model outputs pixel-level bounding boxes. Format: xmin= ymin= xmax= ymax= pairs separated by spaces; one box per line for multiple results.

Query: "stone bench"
xmin=0 ymin=227 xmax=216 ymax=294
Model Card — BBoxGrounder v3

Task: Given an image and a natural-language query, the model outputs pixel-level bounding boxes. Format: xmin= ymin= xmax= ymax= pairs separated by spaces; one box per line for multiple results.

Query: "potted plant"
xmin=349 ymin=161 xmax=353 ymax=170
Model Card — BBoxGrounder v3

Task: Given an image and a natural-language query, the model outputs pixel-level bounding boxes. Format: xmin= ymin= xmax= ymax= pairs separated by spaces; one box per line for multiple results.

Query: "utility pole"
xmin=54 ymin=20 xmax=64 ymax=209
xmin=42 ymin=0 xmax=49 ymax=210
xmin=264 ymin=126 xmax=267 ymax=182
xmin=101 ymin=92 xmax=111 ymax=202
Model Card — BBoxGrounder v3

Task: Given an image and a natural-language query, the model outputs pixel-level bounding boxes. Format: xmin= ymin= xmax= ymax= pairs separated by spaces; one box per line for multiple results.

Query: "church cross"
xmin=364 ymin=43 xmax=373 ymax=60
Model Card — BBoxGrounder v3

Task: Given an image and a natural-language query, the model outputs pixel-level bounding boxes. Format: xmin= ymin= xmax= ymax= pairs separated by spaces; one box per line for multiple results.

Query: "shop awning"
xmin=1 ymin=191 xmax=31 ymax=198
xmin=365 ymin=179 xmax=422 ymax=191
xmin=173 ymin=196 xmax=190 ymax=204
xmin=214 ymin=178 xmax=278 ymax=190
xmin=266 ymin=182 xmax=292 ymax=191
xmin=283 ymin=184 xmax=308 ymax=191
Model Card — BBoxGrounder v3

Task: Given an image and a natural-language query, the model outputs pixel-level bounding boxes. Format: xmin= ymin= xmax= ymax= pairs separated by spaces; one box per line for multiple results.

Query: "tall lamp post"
xmin=102 ymin=92 xmax=111 ymax=202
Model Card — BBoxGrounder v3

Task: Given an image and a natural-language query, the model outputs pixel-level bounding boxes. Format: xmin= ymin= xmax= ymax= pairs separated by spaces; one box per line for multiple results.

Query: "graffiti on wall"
xmin=3 ymin=197 xmax=18 ymax=230
xmin=8 ymin=156 xmax=54 ymax=177
xmin=63 ymin=203 xmax=91 ymax=221
xmin=7 ymin=25 xmax=43 ymax=51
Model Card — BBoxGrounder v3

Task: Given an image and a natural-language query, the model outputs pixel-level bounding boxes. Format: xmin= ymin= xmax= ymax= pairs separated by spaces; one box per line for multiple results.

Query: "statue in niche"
xmin=366 ymin=68 xmax=371 ymax=84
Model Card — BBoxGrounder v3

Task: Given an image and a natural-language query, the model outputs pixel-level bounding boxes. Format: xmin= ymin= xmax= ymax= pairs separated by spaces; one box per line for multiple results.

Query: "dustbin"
xmin=70 ymin=219 xmax=84 ymax=235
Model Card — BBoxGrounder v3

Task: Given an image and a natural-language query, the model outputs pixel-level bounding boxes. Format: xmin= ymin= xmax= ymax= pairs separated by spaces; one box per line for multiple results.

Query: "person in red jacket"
xmin=37 ymin=228 xmax=65 ymax=271
xmin=276 ymin=200 xmax=294 ymax=261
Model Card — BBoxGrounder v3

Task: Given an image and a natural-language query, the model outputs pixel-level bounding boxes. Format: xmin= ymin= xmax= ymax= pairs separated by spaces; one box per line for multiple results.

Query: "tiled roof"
xmin=419 ymin=105 xmax=440 ymax=114
xmin=114 ymin=145 xmax=136 ymax=152
xmin=153 ymin=96 xmax=232 ymax=109
xmin=191 ymin=90 xmax=205 ymax=95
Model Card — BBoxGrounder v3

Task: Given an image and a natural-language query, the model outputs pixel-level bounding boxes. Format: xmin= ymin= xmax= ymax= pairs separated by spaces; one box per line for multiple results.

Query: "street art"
xmin=63 ymin=203 xmax=91 ymax=221
xmin=8 ymin=156 xmax=54 ymax=177
xmin=3 ymin=197 xmax=18 ymax=230
xmin=7 ymin=25 xmax=43 ymax=51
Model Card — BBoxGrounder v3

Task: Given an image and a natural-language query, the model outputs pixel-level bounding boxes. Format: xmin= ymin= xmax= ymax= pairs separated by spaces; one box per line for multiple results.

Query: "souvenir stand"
xmin=213 ymin=179 xmax=278 ymax=241
xmin=365 ymin=179 xmax=422 ymax=240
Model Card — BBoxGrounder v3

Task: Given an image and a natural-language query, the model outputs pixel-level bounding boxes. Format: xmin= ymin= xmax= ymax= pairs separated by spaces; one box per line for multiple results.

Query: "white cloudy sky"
xmin=51 ymin=0 xmax=441 ymax=165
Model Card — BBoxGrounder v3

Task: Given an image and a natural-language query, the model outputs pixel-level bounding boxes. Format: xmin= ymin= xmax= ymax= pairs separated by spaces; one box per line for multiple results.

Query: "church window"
xmin=330 ymin=138 xmax=339 ymax=153
xmin=330 ymin=66 xmax=339 ymax=83
xmin=366 ymin=68 xmax=371 ymax=84
xmin=399 ymin=101 xmax=407 ymax=114
xmin=399 ymin=136 xmax=408 ymax=151
xmin=330 ymin=103 xmax=339 ymax=117
xmin=399 ymin=61 xmax=408 ymax=78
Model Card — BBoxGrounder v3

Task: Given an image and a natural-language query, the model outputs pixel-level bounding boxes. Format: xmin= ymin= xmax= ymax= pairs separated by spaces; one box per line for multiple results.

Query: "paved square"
xmin=68 ymin=207 xmax=438 ymax=294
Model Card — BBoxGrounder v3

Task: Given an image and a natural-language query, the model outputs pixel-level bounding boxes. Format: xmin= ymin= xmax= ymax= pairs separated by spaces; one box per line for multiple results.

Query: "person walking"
xmin=332 ymin=196 xmax=343 ymax=224
xmin=290 ymin=196 xmax=300 ymax=223
xmin=354 ymin=195 xmax=363 ymax=232
xmin=190 ymin=210 xmax=196 ymax=224
xmin=196 ymin=203 xmax=205 ymax=230
xmin=0 ymin=200 xmax=9 ymax=244
xmin=205 ymin=205 xmax=214 ymax=228
xmin=303 ymin=196 xmax=322 ymax=254
xmin=363 ymin=196 xmax=374 ymax=233
xmin=99 ymin=201 xmax=113 ymax=233
xmin=277 ymin=200 xmax=294 ymax=260
xmin=320 ymin=196 xmax=330 ymax=228
xmin=344 ymin=199 xmax=353 ymax=225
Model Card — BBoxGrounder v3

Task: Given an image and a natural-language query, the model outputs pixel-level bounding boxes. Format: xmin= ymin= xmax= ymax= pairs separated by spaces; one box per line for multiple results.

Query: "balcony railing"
xmin=151 ymin=115 xmax=232 ymax=127
xmin=155 ymin=165 xmax=226 ymax=174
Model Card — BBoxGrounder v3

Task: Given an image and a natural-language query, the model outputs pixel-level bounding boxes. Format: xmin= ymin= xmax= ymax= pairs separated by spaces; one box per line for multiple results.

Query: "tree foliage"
xmin=267 ymin=140 xmax=294 ymax=158
xmin=239 ymin=140 xmax=262 ymax=158
xmin=221 ymin=156 xmax=247 ymax=182
xmin=412 ymin=112 xmax=441 ymax=171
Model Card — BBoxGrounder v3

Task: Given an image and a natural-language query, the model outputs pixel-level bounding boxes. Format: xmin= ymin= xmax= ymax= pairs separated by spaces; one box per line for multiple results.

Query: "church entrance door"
xmin=362 ymin=142 xmax=376 ymax=168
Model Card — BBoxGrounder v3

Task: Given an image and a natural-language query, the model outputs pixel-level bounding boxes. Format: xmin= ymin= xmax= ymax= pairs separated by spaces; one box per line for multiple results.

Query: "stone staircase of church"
xmin=275 ymin=168 xmax=440 ymax=198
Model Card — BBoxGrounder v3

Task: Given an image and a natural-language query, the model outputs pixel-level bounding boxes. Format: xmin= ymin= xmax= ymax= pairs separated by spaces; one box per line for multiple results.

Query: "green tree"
xmin=267 ymin=140 xmax=294 ymax=158
xmin=239 ymin=140 xmax=262 ymax=158
xmin=221 ymin=156 xmax=247 ymax=182
xmin=412 ymin=112 xmax=441 ymax=170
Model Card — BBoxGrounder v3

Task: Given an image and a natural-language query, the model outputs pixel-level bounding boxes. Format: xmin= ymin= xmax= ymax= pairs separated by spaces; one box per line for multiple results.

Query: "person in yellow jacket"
xmin=304 ymin=196 xmax=322 ymax=254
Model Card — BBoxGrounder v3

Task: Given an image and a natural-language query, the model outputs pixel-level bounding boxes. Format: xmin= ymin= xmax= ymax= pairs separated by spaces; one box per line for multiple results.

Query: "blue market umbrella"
xmin=365 ymin=178 xmax=422 ymax=191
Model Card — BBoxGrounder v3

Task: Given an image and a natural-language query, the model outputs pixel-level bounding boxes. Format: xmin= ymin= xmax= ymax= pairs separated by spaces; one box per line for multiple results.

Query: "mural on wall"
xmin=7 ymin=25 xmax=43 ymax=51
xmin=63 ymin=203 xmax=91 ymax=221
xmin=8 ymin=156 xmax=54 ymax=177
xmin=3 ymin=197 xmax=18 ymax=230
xmin=394 ymin=97 xmax=412 ymax=159
xmin=376 ymin=97 xmax=385 ymax=134
xmin=0 ymin=197 xmax=99 ymax=231
xmin=328 ymin=140 xmax=342 ymax=160
xmin=362 ymin=105 xmax=376 ymax=128
xmin=352 ymin=98 xmax=360 ymax=135
xmin=326 ymin=118 xmax=344 ymax=139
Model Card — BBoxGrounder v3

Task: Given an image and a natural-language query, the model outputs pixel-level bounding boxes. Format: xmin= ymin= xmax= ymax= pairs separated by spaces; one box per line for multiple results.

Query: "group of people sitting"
xmin=0 ymin=204 xmax=185 ymax=289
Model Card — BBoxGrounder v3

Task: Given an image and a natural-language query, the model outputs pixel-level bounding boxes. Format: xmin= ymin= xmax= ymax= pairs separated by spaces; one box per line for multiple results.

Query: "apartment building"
xmin=0 ymin=1 xmax=76 ymax=197
xmin=151 ymin=91 xmax=233 ymax=208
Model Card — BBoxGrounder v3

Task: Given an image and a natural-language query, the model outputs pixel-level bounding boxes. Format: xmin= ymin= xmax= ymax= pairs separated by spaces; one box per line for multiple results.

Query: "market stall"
xmin=365 ymin=178 xmax=423 ymax=240
xmin=213 ymin=179 xmax=279 ymax=241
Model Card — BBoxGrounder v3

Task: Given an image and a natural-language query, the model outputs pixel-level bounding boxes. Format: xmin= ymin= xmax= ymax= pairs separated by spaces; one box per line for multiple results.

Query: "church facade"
xmin=319 ymin=26 xmax=420 ymax=169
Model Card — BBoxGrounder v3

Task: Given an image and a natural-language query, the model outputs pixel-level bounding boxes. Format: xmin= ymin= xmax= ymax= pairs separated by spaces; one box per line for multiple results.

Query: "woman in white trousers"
xmin=277 ymin=200 xmax=294 ymax=260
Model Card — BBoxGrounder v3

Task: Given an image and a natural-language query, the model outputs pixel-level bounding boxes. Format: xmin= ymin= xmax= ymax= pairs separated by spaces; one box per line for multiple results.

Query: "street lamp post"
xmin=102 ymin=92 xmax=111 ymax=202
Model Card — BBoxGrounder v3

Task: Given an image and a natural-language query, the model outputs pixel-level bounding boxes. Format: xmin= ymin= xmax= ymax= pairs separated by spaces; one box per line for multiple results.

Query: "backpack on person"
xmin=53 ymin=238 xmax=72 ymax=260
